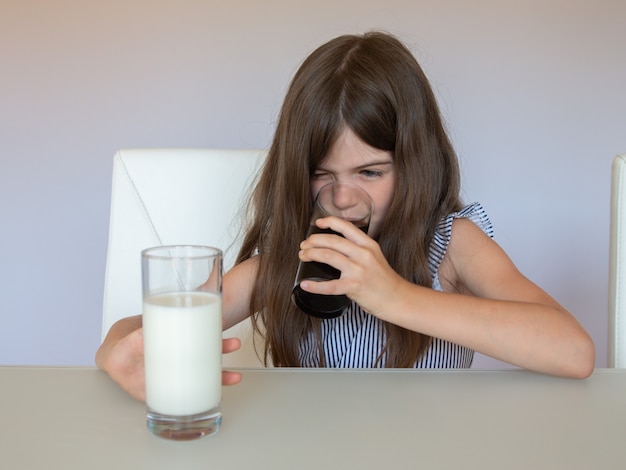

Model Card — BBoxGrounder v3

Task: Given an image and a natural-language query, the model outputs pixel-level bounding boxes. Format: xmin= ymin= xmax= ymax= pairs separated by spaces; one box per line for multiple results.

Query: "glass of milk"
xmin=142 ymin=245 xmax=223 ymax=440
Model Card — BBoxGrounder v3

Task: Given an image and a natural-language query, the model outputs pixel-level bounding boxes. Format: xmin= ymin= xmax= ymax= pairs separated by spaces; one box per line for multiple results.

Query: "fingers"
xmin=299 ymin=216 xmax=391 ymax=305
xmin=222 ymin=337 xmax=243 ymax=385
xmin=222 ymin=337 xmax=241 ymax=354
xmin=298 ymin=239 xmax=370 ymax=283
xmin=299 ymin=234 xmax=357 ymax=274
xmin=301 ymin=217 xmax=373 ymax=259
xmin=314 ymin=216 xmax=370 ymax=243
xmin=298 ymin=278 xmax=345 ymax=298
xmin=222 ymin=370 xmax=243 ymax=386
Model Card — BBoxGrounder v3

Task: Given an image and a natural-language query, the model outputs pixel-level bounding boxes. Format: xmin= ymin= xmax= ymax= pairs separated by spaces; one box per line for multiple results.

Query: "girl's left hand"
xmin=297 ymin=216 xmax=405 ymax=318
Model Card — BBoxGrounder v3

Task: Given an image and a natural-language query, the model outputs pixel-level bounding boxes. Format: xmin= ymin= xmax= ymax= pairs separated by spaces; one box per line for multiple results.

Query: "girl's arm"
xmin=389 ymin=218 xmax=594 ymax=378
xmin=95 ymin=256 xmax=259 ymax=400
xmin=223 ymin=256 xmax=259 ymax=330
xmin=298 ymin=217 xmax=595 ymax=378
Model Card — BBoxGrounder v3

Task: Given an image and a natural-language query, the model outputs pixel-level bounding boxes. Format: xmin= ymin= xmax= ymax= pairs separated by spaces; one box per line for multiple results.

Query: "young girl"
xmin=97 ymin=31 xmax=594 ymax=401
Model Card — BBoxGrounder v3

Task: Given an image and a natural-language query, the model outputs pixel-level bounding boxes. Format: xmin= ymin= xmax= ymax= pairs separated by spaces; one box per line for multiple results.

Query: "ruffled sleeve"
xmin=428 ymin=202 xmax=494 ymax=290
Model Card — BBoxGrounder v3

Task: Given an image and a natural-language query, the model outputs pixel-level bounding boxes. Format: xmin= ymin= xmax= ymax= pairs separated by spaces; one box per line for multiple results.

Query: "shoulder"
xmin=431 ymin=203 xmax=493 ymax=256
xmin=448 ymin=216 xmax=494 ymax=258
xmin=437 ymin=217 xmax=495 ymax=293
xmin=429 ymin=202 xmax=493 ymax=290
xmin=443 ymin=215 xmax=521 ymax=298
xmin=445 ymin=202 xmax=493 ymax=239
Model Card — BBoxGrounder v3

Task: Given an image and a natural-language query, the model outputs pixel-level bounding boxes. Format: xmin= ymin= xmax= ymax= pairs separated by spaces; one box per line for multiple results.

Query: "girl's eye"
xmin=312 ymin=172 xmax=330 ymax=180
xmin=361 ymin=169 xmax=383 ymax=178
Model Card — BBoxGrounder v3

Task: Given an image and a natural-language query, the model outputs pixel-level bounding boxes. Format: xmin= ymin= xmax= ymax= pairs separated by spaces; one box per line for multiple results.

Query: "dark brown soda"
xmin=292 ymin=224 xmax=368 ymax=319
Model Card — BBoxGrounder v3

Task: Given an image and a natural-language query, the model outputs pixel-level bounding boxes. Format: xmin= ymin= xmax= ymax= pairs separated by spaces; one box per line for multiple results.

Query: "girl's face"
xmin=311 ymin=127 xmax=396 ymax=238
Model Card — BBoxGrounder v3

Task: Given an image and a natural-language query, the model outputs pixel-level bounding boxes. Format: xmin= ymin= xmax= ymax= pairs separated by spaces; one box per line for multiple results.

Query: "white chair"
xmin=609 ymin=154 xmax=626 ymax=367
xmin=102 ymin=148 xmax=268 ymax=367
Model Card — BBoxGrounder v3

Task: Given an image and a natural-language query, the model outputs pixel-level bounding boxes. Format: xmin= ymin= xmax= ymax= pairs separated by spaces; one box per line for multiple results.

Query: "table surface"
xmin=2 ymin=367 xmax=626 ymax=469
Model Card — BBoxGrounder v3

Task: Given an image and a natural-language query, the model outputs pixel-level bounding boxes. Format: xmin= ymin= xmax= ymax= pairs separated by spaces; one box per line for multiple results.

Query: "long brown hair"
xmin=236 ymin=31 xmax=462 ymax=367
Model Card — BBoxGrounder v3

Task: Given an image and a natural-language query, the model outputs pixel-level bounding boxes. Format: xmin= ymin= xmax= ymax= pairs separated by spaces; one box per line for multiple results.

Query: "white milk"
xmin=143 ymin=291 xmax=222 ymax=416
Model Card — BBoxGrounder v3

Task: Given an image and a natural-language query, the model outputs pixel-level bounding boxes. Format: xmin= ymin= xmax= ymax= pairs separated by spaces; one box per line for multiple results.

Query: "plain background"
xmin=1 ymin=0 xmax=624 ymax=369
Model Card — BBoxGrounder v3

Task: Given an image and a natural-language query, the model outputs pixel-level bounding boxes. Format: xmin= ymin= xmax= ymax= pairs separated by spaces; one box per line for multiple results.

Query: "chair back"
xmin=609 ymin=154 xmax=626 ymax=367
xmin=102 ymin=148 xmax=267 ymax=367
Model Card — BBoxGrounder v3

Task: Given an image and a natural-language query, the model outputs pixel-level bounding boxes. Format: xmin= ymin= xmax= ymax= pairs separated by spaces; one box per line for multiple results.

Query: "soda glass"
xmin=292 ymin=182 xmax=372 ymax=319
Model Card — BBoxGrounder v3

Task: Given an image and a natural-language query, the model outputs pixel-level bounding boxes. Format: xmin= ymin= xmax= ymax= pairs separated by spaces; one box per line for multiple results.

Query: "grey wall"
xmin=1 ymin=0 xmax=624 ymax=368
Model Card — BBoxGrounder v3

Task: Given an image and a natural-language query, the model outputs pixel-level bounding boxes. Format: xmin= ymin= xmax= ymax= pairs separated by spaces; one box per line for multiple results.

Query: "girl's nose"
xmin=332 ymin=184 xmax=360 ymax=210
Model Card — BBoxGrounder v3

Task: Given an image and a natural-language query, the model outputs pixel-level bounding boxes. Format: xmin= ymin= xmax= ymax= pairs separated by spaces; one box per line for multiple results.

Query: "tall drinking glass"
xmin=142 ymin=245 xmax=223 ymax=440
xmin=292 ymin=182 xmax=372 ymax=319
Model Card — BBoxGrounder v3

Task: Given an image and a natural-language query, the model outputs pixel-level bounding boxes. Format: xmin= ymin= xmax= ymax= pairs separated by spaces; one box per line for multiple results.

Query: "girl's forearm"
xmin=381 ymin=282 xmax=595 ymax=378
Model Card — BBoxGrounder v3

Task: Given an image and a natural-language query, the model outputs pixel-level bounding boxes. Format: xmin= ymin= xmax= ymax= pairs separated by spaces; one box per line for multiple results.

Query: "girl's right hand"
xmin=96 ymin=316 xmax=243 ymax=402
xmin=97 ymin=326 xmax=147 ymax=401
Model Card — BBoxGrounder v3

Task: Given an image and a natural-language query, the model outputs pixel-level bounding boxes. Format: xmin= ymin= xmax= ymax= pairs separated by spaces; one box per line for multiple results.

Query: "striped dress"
xmin=298 ymin=202 xmax=494 ymax=368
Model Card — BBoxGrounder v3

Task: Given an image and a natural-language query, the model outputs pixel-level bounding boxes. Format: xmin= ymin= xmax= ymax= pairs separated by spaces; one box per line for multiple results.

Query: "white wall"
xmin=1 ymin=0 xmax=624 ymax=368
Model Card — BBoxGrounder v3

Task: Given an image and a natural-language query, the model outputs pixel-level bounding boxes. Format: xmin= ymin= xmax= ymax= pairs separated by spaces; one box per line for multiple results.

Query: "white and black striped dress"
xmin=299 ymin=202 xmax=494 ymax=368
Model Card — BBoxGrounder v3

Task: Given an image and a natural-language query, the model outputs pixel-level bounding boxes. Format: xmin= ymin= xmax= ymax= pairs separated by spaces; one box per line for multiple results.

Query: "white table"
xmin=2 ymin=367 xmax=626 ymax=469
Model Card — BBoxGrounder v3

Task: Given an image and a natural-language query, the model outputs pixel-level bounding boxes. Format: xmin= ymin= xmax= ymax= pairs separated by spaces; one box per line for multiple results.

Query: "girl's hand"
xmin=221 ymin=337 xmax=244 ymax=385
xmin=97 ymin=326 xmax=147 ymax=402
xmin=96 ymin=317 xmax=243 ymax=402
xmin=297 ymin=216 xmax=405 ymax=317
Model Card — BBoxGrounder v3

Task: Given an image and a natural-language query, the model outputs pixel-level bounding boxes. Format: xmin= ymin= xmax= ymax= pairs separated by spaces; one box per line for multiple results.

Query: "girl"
xmin=97 ymin=32 xmax=594 ymax=401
